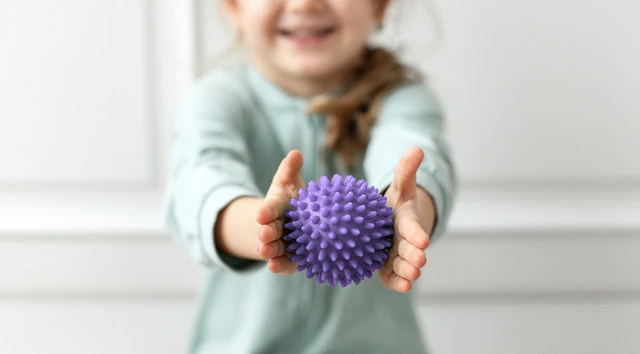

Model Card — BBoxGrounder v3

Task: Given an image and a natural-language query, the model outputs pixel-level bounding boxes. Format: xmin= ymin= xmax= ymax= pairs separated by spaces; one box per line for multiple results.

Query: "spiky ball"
xmin=283 ymin=174 xmax=394 ymax=287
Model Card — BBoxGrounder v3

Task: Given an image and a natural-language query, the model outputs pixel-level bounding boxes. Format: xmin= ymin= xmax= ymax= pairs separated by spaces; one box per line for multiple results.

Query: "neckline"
xmin=245 ymin=63 xmax=349 ymax=112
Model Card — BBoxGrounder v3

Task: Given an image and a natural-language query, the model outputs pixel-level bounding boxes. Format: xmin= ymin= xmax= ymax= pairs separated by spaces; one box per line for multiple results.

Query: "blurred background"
xmin=1 ymin=0 xmax=639 ymax=353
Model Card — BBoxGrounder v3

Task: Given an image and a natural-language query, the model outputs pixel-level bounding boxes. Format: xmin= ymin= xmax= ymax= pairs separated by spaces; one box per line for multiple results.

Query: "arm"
xmin=365 ymin=82 xmax=457 ymax=243
xmin=163 ymin=75 xmax=266 ymax=271
xmin=365 ymin=82 xmax=457 ymax=292
xmin=215 ymin=196 xmax=264 ymax=260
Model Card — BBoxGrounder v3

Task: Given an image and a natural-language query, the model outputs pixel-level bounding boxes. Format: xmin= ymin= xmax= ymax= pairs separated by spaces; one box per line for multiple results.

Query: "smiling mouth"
xmin=278 ymin=27 xmax=336 ymax=40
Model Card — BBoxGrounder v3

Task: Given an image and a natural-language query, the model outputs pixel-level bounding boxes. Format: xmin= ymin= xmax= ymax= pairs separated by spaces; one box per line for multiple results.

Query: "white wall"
xmin=1 ymin=0 xmax=639 ymax=353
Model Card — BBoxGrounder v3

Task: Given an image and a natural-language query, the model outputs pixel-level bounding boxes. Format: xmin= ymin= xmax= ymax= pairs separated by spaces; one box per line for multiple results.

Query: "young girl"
xmin=164 ymin=0 xmax=457 ymax=353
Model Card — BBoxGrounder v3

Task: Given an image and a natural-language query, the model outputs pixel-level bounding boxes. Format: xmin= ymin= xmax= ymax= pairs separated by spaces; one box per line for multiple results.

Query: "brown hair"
xmin=307 ymin=46 xmax=421 ymax=171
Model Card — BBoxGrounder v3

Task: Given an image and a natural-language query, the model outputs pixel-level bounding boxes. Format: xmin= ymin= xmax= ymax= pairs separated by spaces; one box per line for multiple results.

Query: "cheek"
xmin=242 ymin=21 xmax=271 ymax=48
xmin=334 ymin=7 xmax=375 ymax=45
xmin=335 ymin=2 xmax=376 ymax=25
xmin=238 ymin=6 xmax=278 ymax=47
xmin=339 ymin=17 xmax=374 ymax=50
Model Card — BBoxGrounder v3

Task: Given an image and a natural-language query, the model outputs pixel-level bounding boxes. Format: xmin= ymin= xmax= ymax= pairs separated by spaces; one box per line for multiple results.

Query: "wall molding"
xmin=463 ymin=178 xmax=640 ymax=189
xmin=418 ymin=290 xmax=640 ymax=304
xmin=2 ymin=290 xmax=640 ymax=303
xmin=1 ymin=186 xmax=638 ymax=238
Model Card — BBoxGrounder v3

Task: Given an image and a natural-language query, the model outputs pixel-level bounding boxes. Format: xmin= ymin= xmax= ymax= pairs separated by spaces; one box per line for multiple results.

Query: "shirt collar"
xmin=245 ymin=62 xmax=349 ymax=112
xmin=246 ymin=63 xmax=309 ymax=111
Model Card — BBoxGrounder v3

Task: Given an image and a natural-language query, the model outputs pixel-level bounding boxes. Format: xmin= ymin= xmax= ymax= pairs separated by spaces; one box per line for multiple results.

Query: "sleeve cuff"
xmin=198 ymin=183 xmax=266 ymax=273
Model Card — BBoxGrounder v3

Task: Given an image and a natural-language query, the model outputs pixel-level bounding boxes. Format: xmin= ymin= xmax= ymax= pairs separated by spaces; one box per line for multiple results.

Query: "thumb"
xmin=271 ymin=150 xmax=304 ymax=192
xmin=257 ymin=150 xmax=304 ymax=225
xmin=392 ymin=147 xmax=424 ymax=199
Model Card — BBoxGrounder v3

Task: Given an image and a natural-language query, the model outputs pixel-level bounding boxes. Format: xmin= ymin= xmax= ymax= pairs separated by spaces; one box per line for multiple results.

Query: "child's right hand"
xmin=256 ymin=150 xmax=305 ymax=275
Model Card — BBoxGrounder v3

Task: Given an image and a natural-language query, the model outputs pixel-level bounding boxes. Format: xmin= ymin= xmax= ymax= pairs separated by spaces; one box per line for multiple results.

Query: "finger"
xmin=268 ymin=255 xmax=298 ymax=274
xmin=393 ymin=257 xmax=421 ymax=281
xmin=379 ymin=247 xmax=398 ymax=279
xmin=272 ymin=150 xmax=304 ymax=193
xmin=386 ymin=272 xmax=412 ymax=293
xmin=258 ymin=220 xmax=283 ymax=243
xmin=256 ymin=197 xmax=286 ymax=225
xmin=391 ymin=147 xmax=424 ymax=200
xmin=397 ymin=211 xmax=430 ymax=249
xmin=398 ymin=238 xmax=427 ymax=268
xmin=257 ymin=240 xmax=285 ymax=259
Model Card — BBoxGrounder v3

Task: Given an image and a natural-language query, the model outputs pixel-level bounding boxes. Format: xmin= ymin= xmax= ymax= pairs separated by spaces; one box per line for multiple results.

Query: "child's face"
xmin=224 ymin=0 xmax=389 ymax=93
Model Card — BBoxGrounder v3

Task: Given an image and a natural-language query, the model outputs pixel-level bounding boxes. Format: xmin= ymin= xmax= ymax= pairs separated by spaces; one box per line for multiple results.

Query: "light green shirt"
xmin=164 ymin=62 xmax=457 ymax=354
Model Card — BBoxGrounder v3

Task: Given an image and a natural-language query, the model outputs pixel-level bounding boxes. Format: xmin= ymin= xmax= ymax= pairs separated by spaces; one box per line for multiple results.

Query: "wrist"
xmin=214 ymin=196 xmax=265 ymax=260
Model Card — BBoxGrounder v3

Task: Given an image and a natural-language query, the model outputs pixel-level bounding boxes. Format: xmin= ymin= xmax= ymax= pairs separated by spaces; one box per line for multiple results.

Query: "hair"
xmin=308 ymin=46 xmax=422 ymax=170
xmin=210 ymin=0 xmax=441 ymax=171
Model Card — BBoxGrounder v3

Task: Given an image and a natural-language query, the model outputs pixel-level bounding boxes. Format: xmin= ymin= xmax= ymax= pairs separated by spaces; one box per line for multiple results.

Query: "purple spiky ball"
xmin=283 ymin=174 xmax=394 ymax=287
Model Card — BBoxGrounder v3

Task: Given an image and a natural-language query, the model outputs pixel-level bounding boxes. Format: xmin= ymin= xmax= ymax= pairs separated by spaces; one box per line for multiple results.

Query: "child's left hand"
xmin=378 ymin=147 xmax=434 ymax=293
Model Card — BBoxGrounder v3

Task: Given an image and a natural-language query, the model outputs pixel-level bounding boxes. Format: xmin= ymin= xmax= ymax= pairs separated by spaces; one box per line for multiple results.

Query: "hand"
xmin=255 ymin=150 xmax=305 ymax=274
xmin=378 ymin=147 xmax=433 ymax=293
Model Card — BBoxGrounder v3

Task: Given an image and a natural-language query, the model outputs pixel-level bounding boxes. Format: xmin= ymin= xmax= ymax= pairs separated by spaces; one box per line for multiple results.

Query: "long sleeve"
xmin=363 ymin=82 xmax=457 ymax=243
xmin=163 ymin=75 xmax=265 ymax=271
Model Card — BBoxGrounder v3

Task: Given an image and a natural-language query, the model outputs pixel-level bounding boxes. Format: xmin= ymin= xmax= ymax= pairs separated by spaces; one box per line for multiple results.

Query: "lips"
xmin=278 ymin=26 xmax=336 ymax=39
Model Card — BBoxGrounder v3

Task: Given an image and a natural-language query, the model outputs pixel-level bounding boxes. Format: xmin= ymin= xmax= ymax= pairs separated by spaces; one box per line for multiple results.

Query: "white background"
xmin=1 ymin=0 xmax=639 ymax=353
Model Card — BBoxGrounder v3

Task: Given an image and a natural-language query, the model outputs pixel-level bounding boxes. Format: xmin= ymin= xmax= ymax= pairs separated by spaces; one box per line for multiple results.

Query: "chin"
xmin=284 ymin=61 xmax=343 ymax=81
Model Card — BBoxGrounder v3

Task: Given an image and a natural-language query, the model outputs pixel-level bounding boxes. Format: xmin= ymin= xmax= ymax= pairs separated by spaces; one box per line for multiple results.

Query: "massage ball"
xmin=283 ymin=174 xmax=394 ymax=287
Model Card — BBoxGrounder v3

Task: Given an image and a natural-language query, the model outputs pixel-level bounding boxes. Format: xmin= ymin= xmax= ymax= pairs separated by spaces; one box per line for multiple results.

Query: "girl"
xmin=164 ymin=0 xmax=457 ymax=353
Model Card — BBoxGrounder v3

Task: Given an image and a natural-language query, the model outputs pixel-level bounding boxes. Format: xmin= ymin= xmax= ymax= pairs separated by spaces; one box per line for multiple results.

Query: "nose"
xmin=287 ymin=0 xmax=327 ymax=13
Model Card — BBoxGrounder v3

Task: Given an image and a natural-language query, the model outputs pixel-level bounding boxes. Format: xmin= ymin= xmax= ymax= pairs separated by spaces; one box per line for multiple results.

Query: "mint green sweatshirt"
xmin=164 ymin=61 xmax=457 ymax=354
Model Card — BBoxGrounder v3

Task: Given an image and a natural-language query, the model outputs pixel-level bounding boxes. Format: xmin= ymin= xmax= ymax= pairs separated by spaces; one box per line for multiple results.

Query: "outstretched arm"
xmin=164 ymin=75 xmax=266 ymax=271
xmin=364 ymin=83 xmax=457 ymax=292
